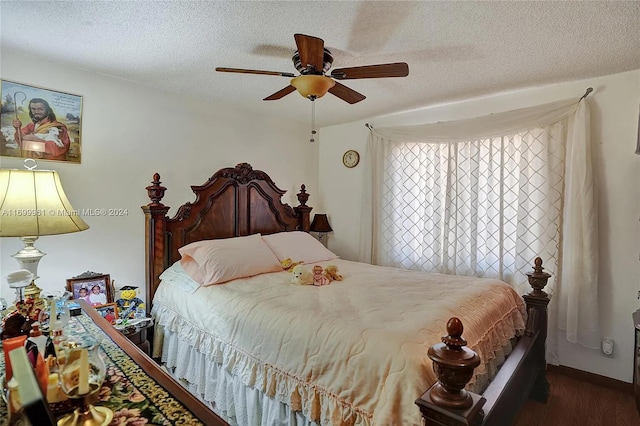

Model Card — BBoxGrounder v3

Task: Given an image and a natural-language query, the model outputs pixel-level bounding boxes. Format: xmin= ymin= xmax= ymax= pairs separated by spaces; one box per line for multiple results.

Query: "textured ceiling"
xmin=1 ymin=1 xmax=639 ymax=127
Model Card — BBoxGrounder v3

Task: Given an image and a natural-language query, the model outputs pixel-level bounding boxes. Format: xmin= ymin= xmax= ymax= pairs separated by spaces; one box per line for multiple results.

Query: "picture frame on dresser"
xmin=66 ymin=271 xmax=113 ymax=305
xmin=95 ymin=303 xmax=119 ymax=324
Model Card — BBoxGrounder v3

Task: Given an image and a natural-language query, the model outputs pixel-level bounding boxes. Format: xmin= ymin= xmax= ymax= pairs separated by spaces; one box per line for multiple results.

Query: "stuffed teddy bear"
xmin=323 ymin=264 xmax=343 ymax=282
xmin=281 ymin=258 xmax=304 ymax=273
xmin=312 ymin=265 xmax=331 ymax=286
xmin=115 ymin=286 xmax=146 ymax=319
xmin=291 ymin=265 xmax=313 ymax=285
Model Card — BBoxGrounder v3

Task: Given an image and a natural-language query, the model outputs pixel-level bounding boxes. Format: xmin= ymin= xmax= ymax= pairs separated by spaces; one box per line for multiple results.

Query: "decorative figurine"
xmin=115 ymin=286 xmax=145 ymax=319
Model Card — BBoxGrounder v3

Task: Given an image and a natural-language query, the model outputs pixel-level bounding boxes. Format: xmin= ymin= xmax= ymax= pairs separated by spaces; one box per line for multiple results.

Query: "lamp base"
xmin=57 ymin=405 xmax=113 ymax=426
xmin=23 ymin=281 xmax=43 ymax=300
xmin=316 ymin=232 xmax=328 ymax=247
xmin=11 ymin=236 xmax=46 ymax=279
xmin=11 ymin=236 xmax=45 ymax=316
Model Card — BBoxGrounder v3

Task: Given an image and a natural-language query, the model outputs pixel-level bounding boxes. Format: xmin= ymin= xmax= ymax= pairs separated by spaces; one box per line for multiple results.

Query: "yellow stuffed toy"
xmin=291 ymin=265 xmax=313 ymax=285
xmin=323 ymin=264 xmax=343 ymax=282
xmin=115 ymin=286 xmax=145 ymax=319
xmin=281 ymin=258 xmax=304 ymax=273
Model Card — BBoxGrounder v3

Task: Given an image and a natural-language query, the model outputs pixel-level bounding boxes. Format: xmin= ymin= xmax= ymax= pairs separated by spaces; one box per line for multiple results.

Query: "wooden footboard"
xmin=416 ymin=258 xmax=551 ymax=425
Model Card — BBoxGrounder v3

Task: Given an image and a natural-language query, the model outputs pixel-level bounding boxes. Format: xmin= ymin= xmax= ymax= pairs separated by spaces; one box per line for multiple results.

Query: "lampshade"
xmin=0 ymin=169 xmax=89 ymax=237
xmin=310 ymin=214 xmax=332 ymax=233
xmin=290 ymin=75 xmax=336 ymax=99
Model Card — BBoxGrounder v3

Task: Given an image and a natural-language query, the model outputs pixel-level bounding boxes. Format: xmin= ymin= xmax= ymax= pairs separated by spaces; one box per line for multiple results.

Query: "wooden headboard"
xmin=141 ymin=163 xmax=312 ymax=308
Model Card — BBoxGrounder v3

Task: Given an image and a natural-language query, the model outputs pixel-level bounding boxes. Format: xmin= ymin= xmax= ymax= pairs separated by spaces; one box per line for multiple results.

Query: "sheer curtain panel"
xmin=359 ymin=97 xmax=599 ymax=358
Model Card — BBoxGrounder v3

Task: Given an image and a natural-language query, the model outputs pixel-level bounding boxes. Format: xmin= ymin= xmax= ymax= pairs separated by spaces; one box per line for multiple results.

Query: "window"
xmin=376 ymin=127 xmax=565 ymax=291
xmin=362 ymin=98 xmax=599 ymax=351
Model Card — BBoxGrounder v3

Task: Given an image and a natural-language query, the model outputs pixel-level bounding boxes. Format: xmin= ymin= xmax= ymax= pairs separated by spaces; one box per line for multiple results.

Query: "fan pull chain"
xmin=310 ymin=98 xmax=316 ymax=143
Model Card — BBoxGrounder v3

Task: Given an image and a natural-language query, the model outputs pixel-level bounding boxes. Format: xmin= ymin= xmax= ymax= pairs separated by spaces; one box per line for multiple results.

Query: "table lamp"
xmin=0 ymin=163 xmax=89 ymax=304
xmin=310 ymin=213 xmax=332 ymax=247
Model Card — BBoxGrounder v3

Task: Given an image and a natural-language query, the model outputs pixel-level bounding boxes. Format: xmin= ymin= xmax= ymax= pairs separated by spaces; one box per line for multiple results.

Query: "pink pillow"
xmin=180 ymin=257 xmax=206 ymax=284
xmin=262 ymin=231 xmax=338 ymax=264
xmin=179 ymin=234 xmax=282 ymax=286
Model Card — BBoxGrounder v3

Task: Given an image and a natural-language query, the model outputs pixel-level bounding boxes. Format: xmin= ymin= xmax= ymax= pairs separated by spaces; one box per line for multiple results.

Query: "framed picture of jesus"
xmin=0 ymin=79 xmax=83 ymax=163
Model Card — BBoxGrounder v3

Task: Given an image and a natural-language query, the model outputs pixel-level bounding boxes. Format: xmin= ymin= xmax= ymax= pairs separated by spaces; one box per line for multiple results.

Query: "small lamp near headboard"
xmin=310 ymin=213 xmax=332 ymax=247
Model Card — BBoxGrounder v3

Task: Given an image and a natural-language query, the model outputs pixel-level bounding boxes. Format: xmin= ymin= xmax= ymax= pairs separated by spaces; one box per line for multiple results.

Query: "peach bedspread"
xmin=152 ymin=259 xmax=526 ymax=425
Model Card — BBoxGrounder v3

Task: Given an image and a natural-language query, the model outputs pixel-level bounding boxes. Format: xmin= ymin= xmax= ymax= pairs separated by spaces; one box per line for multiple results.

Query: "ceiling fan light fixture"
xmin=290 ymin=75 xmax=335 ymax=99
xmin=217 ymin=34 xmax=407 ymax=104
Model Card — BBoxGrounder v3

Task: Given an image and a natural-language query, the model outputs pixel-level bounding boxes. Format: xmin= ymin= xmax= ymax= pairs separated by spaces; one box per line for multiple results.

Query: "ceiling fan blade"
xmin=331 ymin=62 xmax=409 ymax=80
xmin=263 ymin=85 xmax=297 ymax=101
xmin=294 ymin=34 xmax=324 ymax=73
xmin=216 ymin=67 xmax=295 ymax=78
xmin=328 ymin=82 xmax=366 ymax=104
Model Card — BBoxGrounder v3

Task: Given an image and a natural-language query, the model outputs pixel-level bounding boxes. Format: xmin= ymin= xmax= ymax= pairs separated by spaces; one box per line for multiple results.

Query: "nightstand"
xmin=119 ymin=321 xmax=153 ymax=355
xmin=633 ymin=309 xmax=640 ymax=414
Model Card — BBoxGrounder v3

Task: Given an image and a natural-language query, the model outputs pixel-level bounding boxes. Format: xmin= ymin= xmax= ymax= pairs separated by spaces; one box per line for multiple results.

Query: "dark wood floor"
xmin=514 ymin=369 xmax=640 ymax=426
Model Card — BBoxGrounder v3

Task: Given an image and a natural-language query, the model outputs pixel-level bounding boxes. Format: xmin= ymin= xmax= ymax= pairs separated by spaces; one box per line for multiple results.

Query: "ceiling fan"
xmin=216 ymin=33 xmax=409 ymax=104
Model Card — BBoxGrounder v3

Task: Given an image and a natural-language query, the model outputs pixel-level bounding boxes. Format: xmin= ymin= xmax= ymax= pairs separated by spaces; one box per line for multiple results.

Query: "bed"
xmin=142 ymin=163 xmax=551 ymax=426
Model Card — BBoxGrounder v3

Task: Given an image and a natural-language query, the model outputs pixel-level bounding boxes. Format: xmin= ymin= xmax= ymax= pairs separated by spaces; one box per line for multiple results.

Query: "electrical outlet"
xmin=601 ymin=337 xmax=614 ymax=356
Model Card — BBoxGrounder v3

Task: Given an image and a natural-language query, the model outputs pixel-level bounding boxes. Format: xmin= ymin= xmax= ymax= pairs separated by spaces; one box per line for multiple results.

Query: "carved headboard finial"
xmin=218 ymin=163 xmax=273 ymax=185
xmin=297 ymin=184 xmax=309 ymax=206
xmin=235 ymin=162 xmax=253 ymax=175
xmin=146 ymin=173 xmax=167 ymax=205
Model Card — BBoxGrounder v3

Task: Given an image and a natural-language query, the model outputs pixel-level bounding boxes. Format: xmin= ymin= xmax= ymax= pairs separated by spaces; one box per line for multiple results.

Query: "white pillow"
xmin=179 ymin=234 xmax=282 ymax=286
xmin=262 ymin=231 xmax=338 ymax=264
xmin=159 ymin=261 xmax=200 ymax=294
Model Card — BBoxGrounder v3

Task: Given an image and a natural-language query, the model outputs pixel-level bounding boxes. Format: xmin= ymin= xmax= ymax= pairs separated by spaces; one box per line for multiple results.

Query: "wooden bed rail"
xmin=416 ymin=257 xmax=551 ymax=426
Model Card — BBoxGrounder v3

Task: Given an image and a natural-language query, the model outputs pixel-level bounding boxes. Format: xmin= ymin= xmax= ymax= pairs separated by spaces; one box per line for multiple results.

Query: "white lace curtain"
xmin=358 ymin=97 xmax=599 ymax=357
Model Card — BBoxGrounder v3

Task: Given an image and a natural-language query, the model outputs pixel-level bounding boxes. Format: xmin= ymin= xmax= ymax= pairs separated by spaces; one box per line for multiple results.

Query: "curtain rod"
xmin=580 ymin=87 xmax=593 ymax=101
xmin=365 ymin=89 xmax=592 ymax=129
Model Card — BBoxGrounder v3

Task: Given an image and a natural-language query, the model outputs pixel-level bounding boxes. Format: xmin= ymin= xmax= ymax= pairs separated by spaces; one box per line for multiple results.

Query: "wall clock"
xmin=342 ymin=150 xmax=360 ymax=168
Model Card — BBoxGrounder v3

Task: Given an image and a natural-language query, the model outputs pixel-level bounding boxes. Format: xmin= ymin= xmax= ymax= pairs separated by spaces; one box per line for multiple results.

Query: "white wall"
xmin=319 ymin=69 xmax=640 ymax=382
xmin=0 ymin=49 xmax=319 ymax=303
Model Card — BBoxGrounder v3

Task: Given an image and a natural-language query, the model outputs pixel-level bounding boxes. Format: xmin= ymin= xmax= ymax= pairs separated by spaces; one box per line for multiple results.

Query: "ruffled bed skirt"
xmin=153 ymin=302 xmax=377 ymax=425
xmin=160 ymin=325 xmax=318 ymax=426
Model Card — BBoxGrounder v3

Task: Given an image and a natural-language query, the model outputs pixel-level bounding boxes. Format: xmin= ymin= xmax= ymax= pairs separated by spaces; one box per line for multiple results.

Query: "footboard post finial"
xmin=429 ymin=318 xmax=481 ymax=409
xmin=526 ymin=257 xmax=551 ymax=296
xmin=523 ymin=257 xmax=551 ymax=402
xmin=523 ymin=257 xmax=551 ymax=337
xmin=416 ymin=318 xmax=486 ymax=425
